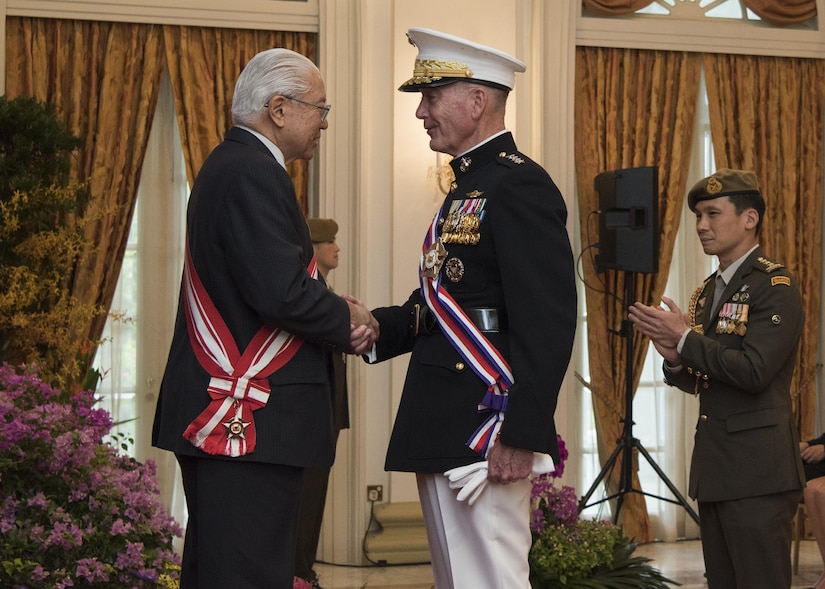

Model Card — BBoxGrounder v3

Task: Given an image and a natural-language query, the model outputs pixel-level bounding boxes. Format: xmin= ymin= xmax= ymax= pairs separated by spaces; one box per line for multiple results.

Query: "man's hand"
xmin=344 ymin=295 xmax=378 ymax=354
xmin=628 ymin=296 xmax=689 ymax=365
xmin=486 ymin=442 xmax=533 ymax=484
xmin=801 ymin=442 xmax=825 ymax=464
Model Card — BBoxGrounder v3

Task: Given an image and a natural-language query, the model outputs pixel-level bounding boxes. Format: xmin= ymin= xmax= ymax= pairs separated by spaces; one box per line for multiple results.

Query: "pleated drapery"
xmin=575 ymin=47 xmax=703 ymax=542
xmin=5 ymin=18 xmax=166 ymax=371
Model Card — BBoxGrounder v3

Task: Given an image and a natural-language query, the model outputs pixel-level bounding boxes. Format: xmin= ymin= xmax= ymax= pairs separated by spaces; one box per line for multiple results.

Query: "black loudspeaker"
xmin=594 ymin=166 xmax=659 ymax=274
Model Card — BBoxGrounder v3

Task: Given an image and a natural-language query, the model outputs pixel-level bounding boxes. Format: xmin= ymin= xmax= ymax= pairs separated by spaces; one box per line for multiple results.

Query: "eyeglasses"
xmin=273 ymin=96 xmax=331 ymax=121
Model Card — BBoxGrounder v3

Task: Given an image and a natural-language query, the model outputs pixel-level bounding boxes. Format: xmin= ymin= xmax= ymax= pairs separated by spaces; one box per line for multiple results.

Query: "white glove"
xmin=531 ymin=452 xmax=555 ymax=475
xmin=444 ymin=453 xmax=556 ymax=506
xmin=445 ymin=462 xmax=488 ymax=505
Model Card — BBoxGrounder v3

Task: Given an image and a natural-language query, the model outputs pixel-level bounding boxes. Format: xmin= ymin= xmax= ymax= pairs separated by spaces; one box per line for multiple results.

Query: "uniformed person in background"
xmin=629 ymin=168 xmax=805 ymax=589
xmin=366 ymin=28 xmax=577 ymax=588
xmin=293 ymin=218 xmax=349 ymax=589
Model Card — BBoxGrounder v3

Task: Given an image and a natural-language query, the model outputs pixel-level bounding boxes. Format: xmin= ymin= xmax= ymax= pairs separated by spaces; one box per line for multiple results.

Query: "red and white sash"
xmin=419 ymin=211 xmax=513 ymax=457
xmin=181 ymin=242 xmax=315 ymax=457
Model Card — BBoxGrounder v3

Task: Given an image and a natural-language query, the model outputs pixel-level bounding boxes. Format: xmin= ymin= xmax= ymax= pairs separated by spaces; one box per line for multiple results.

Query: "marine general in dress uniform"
xmin=368 ymin=28 xmax=577 ymax=589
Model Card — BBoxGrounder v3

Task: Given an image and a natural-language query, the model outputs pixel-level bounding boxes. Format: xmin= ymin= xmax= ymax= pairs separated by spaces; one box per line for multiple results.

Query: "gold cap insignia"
xmin=706 ymin=177 xmax=722 ymax=195
xmin=407 ymin=59 xmax=473 ymax=86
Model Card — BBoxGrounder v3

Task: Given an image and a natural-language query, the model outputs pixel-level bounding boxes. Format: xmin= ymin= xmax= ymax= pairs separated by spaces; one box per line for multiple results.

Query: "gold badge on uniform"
xmin=445 ymin=257 xmax=465 ymax=282
xmin=421 ymin=238 xmax=448 ymax=278
xmin=442 ymin=197 xmax=486 ymax=245
xmin=707 ymin=177 xmax=723 ymax=194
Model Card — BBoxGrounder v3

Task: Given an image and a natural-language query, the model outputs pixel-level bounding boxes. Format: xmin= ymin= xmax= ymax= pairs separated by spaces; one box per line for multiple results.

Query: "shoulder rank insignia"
xmin=756 ymin=256 xmax=784 ymax=273
xmin=498 ymin=151 xmax=525 ymax=165
xmin=771 ymin=275 xmax=791 ymax=287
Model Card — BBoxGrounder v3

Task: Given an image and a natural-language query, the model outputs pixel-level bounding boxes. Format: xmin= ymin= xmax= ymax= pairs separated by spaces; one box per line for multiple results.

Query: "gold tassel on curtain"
xmin=703 ymin=53 xmax=825 ymax=441
xmin=5 ymin=17 xmax=167 ymax=378
xmin=575 ymin=46 xmax=702 ymax=542
xmin=163 ymin=26 xmax=317 ymax=213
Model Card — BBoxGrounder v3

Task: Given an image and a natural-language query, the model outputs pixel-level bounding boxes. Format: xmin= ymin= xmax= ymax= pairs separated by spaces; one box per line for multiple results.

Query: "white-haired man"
xmin=152 ymin=48 xmax=374 ymax=589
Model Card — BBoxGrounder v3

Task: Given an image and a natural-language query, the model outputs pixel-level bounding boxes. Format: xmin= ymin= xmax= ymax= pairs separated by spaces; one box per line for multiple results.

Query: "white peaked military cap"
xmin=398 ymin=27 xmax=526 ymax=92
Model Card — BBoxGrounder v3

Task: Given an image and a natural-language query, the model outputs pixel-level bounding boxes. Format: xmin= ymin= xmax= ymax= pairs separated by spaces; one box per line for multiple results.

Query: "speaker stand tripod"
xmin=578 ymin=277 xmax=699 ymax=526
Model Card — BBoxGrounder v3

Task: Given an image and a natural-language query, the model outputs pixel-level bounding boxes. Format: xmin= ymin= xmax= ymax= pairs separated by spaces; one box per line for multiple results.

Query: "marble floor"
xmin=312 ymin=538 xmax=824 ymax=588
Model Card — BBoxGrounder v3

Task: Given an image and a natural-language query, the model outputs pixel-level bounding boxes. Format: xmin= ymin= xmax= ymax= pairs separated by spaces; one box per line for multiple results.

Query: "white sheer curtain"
xmin=94 ymin=69 xmax=189 ymax=549
xmin=577 ymin=71 xmax=715 ymax=541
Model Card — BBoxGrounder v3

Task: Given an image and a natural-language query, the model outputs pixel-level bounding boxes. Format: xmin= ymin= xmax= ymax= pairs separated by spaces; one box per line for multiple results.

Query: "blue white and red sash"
xmin=181 ymin=241 xmax=316 ymax=457
xmin=419 ymin=210 xmax=513 ymax=457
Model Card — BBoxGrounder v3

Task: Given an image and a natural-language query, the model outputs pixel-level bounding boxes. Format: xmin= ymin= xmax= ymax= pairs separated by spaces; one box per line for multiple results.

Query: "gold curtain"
xmin=575 ymin=47 xmax=702 ymax=542
xmin=163 ymin=26 xmax=317 ymax=212
xmin=5 ymin=17 xmax=166 ymax=357
xmin=703 ymin=53 xmax=825 ymax=441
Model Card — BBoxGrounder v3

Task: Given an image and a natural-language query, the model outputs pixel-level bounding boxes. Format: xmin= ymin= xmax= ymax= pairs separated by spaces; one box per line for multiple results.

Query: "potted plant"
xmin=529 ymin=437 xmax=679 ymax=588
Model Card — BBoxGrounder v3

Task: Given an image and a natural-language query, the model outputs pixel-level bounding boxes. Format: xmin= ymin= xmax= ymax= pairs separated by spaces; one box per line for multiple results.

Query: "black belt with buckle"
xmin=464 ymin=307 xmax=508 ymax=333
xmin=413 ymin=304 xmax=508 ymax=334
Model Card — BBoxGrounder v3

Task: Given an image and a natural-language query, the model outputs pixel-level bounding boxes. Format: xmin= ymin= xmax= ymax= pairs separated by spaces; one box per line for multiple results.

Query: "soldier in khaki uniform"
xmin=629 ymin=169 xmax=805 ymax=589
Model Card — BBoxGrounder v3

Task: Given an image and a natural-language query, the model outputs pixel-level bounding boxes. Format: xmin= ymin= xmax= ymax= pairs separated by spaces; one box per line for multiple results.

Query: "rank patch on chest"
xmin=442 ymin=197 xmax=486 ymax=245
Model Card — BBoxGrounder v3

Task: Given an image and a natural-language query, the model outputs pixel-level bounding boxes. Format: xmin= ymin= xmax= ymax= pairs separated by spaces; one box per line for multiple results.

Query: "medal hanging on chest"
xmin=441 ymin=196 xmax=486 ymax=245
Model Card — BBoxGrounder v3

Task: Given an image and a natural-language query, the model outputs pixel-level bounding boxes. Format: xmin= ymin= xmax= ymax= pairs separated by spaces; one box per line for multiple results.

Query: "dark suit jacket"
xmin=152 ymin=127 xmax=350 ymax=468
xmin=665 ymin=246 xmax=805 ymax=501
xmin=371 ymin=133 xmax=577 ymax=473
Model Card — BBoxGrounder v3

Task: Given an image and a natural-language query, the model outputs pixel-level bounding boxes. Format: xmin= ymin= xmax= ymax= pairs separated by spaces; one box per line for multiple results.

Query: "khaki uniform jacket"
xmin=665 ymin=247 xmax=805 ymax=502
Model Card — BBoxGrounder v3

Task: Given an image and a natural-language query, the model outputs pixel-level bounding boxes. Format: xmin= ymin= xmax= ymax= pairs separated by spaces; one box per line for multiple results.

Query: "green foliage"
xmin=529 ymin=520 xmax=679 ymax=589
xmin=0 ymin=95 xmax=82 ymax=196
xmin=0 ymin=95 xmax=101 ymax=388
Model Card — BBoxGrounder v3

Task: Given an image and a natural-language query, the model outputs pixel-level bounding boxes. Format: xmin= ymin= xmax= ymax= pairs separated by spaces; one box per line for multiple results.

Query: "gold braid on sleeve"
xmin=688 ymin=278 xmax=711 ymax=336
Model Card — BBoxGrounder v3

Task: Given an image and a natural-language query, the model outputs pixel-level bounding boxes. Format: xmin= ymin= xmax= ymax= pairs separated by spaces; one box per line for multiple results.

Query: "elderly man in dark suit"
xmin=368 ymin=28 xmax=577 ymax=588
xmin=629 ymin=168 xmax=805 ymax=589
xmin=152 ymin=48 xmax=374 ymax=589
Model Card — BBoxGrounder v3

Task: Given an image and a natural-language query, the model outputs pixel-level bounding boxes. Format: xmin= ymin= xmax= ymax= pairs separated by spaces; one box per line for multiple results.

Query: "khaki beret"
xmin=398 ymin=27 xmax=525 ymax=92
xmin=687 ymin=168 xmax=764 ymax=211
xmin=306 ymin=218 xmax=338 ymax=242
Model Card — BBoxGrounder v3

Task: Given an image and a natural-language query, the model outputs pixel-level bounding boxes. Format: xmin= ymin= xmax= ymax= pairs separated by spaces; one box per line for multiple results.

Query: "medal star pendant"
xmin=224 ymin=414 xmax=250 ymax=440
xmin=421 ymin=238 xmax=448 ymax=279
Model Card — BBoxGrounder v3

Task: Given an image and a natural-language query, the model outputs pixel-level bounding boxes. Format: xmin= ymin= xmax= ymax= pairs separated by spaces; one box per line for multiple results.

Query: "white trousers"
xmin=416 ymin=472 xmax=532 ymax=589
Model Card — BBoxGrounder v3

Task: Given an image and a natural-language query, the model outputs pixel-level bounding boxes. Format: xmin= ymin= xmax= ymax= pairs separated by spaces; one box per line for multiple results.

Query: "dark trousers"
xmin=177 ymin=454 xmax=303 ymax=589
xmin=699 ymin=490 xmax=801 ymax=589
xmin=294 ymin=464 xmax=332 ymax=580
xmin=294 ymin=427 xmax=340 ymax=581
